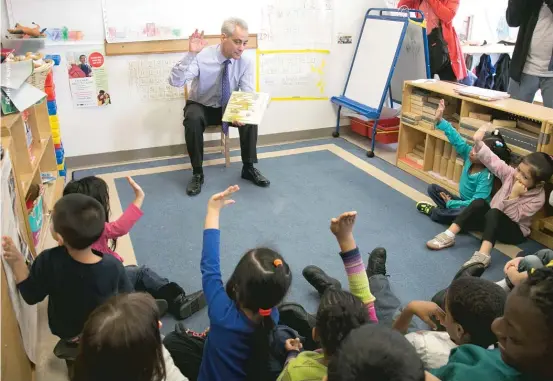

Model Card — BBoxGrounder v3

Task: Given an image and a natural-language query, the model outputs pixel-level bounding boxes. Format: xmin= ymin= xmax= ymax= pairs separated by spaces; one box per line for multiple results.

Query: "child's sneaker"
xmin=416 ymin=202 xmax=435 ymax=216
xmin=462 ymin=251 xmax=491 ymax=269
xmin=426 ymin=232 xmax=455 ymax=250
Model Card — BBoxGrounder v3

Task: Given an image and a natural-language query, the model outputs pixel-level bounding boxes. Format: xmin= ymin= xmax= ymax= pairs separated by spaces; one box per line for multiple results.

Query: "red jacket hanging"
xmin=398 ymin=0 xmax=467 ymax=80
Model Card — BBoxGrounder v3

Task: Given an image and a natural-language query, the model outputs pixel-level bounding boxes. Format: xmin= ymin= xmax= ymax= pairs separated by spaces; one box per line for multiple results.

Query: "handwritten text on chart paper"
xmin=258 ymin=51 xmax=328 ymax=99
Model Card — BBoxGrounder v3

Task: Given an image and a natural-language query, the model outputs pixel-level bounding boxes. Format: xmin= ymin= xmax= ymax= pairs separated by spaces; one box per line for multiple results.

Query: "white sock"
xmin=444 ymin=229 xmax=455 ymax=238
xmin=495 ymin=279 xmax=510 ymax=292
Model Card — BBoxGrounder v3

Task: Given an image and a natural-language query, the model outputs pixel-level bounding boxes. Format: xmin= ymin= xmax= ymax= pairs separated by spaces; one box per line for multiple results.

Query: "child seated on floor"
xmin=417 ymin=99 xmax=512 ymax=225
xmin=392 ymin=277 xmax=507 ymax=369
xmin=429 ymin=267 xmax=553 ymax=381
xmin=279 ymin=288 xmax=370 ymax=381
xmin=497 ymin=248 xmax=553 ymax=290
xmin=325 ymin=324 xmax=436 ymax=381
xmin=64 ymin=175 xmax=205 ymax=320
xmin=165 ymin=185 xmax=293 ymax=381
xmin=73 ymin=292 xmax=186 ymax=381
xmin=278 ymin=211 xmax=376 ymax=381
xmin=1 ymin=194 xmax=132 ymax=342
xmin=426 ymin=123 xmax=553 ymax=270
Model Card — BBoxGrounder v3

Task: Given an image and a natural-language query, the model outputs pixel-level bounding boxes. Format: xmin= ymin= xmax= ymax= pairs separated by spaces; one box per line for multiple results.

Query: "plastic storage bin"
xmin=350 ymin=117 xmax=400 ymax=144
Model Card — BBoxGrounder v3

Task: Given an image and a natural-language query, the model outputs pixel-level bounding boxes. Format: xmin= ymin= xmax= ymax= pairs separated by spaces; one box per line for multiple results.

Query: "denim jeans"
xmin=125 ymin=265 xmax=170 ymax=294
xmin=427 ymin=184 xmax=465 ymax=225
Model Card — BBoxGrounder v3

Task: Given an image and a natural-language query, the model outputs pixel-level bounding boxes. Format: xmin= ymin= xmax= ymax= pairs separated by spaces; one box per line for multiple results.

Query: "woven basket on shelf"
xmin=25 ymin=59 xmax=54 ymax=91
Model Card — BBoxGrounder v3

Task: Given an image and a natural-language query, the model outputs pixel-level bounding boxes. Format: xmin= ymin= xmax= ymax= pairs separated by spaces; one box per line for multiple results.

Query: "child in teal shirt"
xmin=430 ymin=267 xmax=553 ymax=381
xmin=417 ymin=100 xmax=512 ymax=224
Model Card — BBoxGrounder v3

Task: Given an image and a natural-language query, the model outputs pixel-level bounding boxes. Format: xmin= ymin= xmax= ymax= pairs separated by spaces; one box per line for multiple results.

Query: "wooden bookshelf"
xmin=1 ymin=101 xmax=65 ymax=257
xmin=397 ymin=81 xmax=553 ymax=248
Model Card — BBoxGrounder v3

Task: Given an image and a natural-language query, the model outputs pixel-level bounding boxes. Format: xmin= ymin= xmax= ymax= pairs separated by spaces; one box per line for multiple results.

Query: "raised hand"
xmin=2 ymin=236 xmax=24 ymax=266
xmin=127 ymin=176 xmax=144 ymax=199
xmin=127 ymin=176 xmax=145 ymax=208
xmin=208 ymin=185 xmax=240 ymax=212
xmin=284 ymin=338 xmax=303 ymax=352
xmin=434 ymin=99 xmax=445 ymax=123
xmin=189 ymin=29 xmax=208 ymax=53
xmin=473 ymin=123 xmax=493 ymax=142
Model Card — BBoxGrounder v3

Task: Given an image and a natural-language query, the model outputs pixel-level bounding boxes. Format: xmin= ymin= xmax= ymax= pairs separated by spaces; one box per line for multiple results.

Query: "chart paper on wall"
xmin=128 ymin=58 xmax=185 ymax=101
xmin=102 ymin=0 xmax=262 ymax=43
xmin=259 ymin=0 xmax=334 ymax=49
xmin=257 ymin=50 xmax=329 ymax=100
xmin=1 ymin=154 xmax=38 ymax=363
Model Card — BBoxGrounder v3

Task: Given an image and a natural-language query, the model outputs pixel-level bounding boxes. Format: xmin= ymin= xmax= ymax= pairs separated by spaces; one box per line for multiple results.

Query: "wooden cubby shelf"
xmin=397 ymin=80 xmax=553 ymax=248
xmin=1 ymin=100 xmax=65 ymax=257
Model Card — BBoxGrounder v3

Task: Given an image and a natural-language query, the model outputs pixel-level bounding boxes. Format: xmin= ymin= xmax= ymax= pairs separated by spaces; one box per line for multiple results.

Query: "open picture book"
xmin=222 ymin=91 xmax=271 ymax=125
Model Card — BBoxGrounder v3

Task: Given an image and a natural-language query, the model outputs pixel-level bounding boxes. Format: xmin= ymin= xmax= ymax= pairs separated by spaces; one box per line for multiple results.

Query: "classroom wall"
xmin=33 ymin=0 xmax=386 ymax=159
xmin=1 ymin=0 xmax=9 ymax=42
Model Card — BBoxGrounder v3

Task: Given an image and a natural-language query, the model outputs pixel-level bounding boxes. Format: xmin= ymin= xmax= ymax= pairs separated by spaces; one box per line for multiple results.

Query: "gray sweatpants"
xmin=508 ymin=74 xmax=553 ymax=108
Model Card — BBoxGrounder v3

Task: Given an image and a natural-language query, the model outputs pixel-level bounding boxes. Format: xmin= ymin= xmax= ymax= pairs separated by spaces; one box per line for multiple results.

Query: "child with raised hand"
xmin=72 ymin=292 xmax=187 ymax=381
xmin=277 ymin=211 xmax=376 ymax=381
xmin=429 ymin=267 xmax=553 ymax=381
xmin=63 ymin=176 xmax=205 ymax=320
xmin=427 ymin=123 xmax=553 ymax=269
xmin=392 ymin=277 xmax=506 ymax=369
xmin=1 ymin=194 xmax=132 ymax=342
xmin=417 ymin=99 xmax=511 ymax=225
xmin=198 ymin=185 xmax=293 ymax=381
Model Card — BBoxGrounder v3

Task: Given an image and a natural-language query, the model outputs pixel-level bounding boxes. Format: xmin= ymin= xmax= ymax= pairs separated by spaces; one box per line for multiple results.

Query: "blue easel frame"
xmin=331 ymin=8 xmax=430 ymax=157
xmin=389 ymin=9 xmax=431 ymax=105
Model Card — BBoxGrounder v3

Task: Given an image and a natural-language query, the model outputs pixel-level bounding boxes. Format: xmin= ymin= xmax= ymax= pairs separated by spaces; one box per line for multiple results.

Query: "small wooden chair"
xmin=184 ymin=87 xmax=231 ymax=167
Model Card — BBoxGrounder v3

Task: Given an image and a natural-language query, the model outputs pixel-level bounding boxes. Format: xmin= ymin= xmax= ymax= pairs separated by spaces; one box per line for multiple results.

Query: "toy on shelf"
xmin=7 ymin=22 xmax=47 ymax=38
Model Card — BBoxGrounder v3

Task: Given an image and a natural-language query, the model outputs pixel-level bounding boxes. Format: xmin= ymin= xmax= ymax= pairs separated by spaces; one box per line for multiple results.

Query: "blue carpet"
xmin=84 ymin=139 xmax=544 ymax=334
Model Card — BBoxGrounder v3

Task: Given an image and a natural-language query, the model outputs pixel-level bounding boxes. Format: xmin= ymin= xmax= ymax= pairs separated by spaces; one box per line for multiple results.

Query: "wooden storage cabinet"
xmin=397 ymin=81 xmax=553 ymax=247
xmin=1 ymin=101 xmax=65 ymax=257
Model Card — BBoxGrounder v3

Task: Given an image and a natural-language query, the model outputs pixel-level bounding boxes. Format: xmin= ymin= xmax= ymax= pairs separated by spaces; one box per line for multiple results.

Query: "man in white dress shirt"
xmin=169 ymin=18 xmax=270 ymax=196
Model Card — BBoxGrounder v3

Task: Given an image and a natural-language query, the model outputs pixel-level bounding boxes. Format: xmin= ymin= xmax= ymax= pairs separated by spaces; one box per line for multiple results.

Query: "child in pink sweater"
xmin=64 ymin=176 xmax=206 ymax=320
xmin=426 ymin=125 xmax=553 ymax=270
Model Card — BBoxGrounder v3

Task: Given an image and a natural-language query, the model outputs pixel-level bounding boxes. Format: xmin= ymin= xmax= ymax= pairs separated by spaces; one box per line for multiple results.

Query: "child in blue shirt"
xmin=417 ymin=100 xmax=512 ymax=224
xmin=198 ymin=185 xmax=292 ymax=381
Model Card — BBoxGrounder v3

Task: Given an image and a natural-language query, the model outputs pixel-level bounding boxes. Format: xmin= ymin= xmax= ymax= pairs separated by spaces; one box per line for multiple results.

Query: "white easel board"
xmin=343 ymin=17 xmax=406 ymax=110
xmin=390 ymin=17 xmax=430 ymax=103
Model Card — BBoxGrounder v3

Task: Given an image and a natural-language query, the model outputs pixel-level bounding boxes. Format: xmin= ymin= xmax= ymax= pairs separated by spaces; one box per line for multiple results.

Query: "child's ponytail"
xmin=484 ymin=129 xmax=512 ymax=164
xmin=226 ymin=248 xmax=292 ymax=381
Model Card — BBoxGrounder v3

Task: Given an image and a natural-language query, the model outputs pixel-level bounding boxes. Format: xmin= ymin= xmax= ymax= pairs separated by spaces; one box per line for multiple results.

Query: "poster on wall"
xmin=66 ymin=50 xmax=111 ymax=108
xmin=1 ymin=154 xmax=38 ymax=363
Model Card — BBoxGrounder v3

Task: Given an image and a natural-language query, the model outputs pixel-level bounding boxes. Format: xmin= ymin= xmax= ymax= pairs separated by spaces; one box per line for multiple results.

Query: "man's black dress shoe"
xmin=241 ymin=166 xmax=270 ymax=187
xmin=186 ymin=174 xmax=204 ymax=196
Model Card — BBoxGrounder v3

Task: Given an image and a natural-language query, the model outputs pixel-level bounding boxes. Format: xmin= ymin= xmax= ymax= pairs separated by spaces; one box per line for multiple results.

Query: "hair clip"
xmin=273 ymin=259 xmax=283 ymax=267
xmin=258 ymin=308 xmax=272 ymax=317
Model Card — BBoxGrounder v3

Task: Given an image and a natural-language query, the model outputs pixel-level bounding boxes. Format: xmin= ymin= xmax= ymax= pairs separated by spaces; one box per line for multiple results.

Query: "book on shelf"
xmin=454 ymin=86 xmax=510 ymax=101
xmin=493 ymin=119 xmax=517 ymax=128
xmin=222 ymin=91 xmax=270 ymax=126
